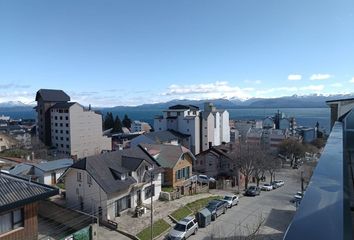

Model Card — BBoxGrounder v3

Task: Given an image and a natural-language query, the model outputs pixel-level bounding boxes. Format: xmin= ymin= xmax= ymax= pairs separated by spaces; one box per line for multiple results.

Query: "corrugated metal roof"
xmin=36 ymin=158 xmax=73 ymax=172
xmin=0 ymin=172 xmax=58 ymax=212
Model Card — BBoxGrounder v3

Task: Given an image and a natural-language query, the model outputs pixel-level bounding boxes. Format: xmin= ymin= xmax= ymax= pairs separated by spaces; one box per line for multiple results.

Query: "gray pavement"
xmin=161 ymin=166 xmax=303 ymax=240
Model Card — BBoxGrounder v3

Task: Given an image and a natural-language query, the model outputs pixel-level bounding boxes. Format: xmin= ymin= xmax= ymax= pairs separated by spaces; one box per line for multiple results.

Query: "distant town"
xmin=2 ymin=88 xmax=351 ymax=240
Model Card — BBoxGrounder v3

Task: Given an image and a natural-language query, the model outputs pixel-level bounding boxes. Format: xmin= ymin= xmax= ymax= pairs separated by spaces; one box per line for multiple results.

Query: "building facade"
xmin=131 ymin=121 xmax=151 ymax=133
xmin=35 ymin=89 xmax=111 ymax=159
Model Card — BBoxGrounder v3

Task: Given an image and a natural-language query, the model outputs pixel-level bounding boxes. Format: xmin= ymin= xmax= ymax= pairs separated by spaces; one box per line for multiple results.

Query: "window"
xmin=0 ymin=209 xmax=23 ymax=234
xmin=60 ymin=123 xmax=63 ymax=127
xmin=55 ymin=123 xmax=58 ymax=126
xmin=87 ymin=175 xmax=92 ymax=185
xmin=66 ymin=130 xmax=69 ymax=134
xmin=66 ymin=145 xmax=69 ymax=149
xmin=115 ymin=195 xmax=131 ymax=216
xmin=60 ymin=137 xmax=63 ymax=140
xmin=77 ymin=172 xmax=82 ymax=182
xmin=65 ymin=116 xmax=69 ymax=120
xmin=66 ymin=138 xmax=69 ymax=141
xmin=59 ymin=116 xmax=62 ymax=120
xmin=61 ymin=144 xmax=64 ymax=148
xmin=66 ymin=123 xmax=69 ymax=127
xmin=186 ymin=166 xmax=190 ymax=178
xmin=55 ymin=116 xmax=57 ymax=120
xmin=55 ymin=130 xmax=58 ymax=133
xmin=60 ymin=130 xmax=63 ymax=133
xmin=55 ymin=136 xmax=58 ymax=140
xmin=187 ymin=120 xmax=189 ymax=124
xmin=177 ymin=112 xmax=180 ymax=116
xmin=145 ymin=185 xmax=155 ymax=199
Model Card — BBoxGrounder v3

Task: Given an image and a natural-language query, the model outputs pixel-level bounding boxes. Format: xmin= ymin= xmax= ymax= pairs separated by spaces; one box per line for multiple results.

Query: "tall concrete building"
xmin=153 ymin=103 xmax=230 ymax=154
xmin=201 ymin=102 xmax=230 ymax=152
xmin=35 ymin=89 xmax=111 ymax=159
xmin=35 ymin=89 xmax=70 ymax=146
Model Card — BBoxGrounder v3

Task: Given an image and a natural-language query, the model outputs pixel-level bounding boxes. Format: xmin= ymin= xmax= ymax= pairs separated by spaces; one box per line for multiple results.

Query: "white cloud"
xmin=244 ymin=79 xmax=262 ymax=84
xmin=300 ymin=85 xmax=324 ymax=91
xmin=163 ymin=81 xmax=253 ymax=100
xmin=310 ymin=74 xmax=331 ymax=81
xmin=349 ymin=77 xmax=354 ymax=83
xmin=288 ymin=74 xmax=302 ymax=81
xmin=330 ymin=83 xmax=343 ymax=88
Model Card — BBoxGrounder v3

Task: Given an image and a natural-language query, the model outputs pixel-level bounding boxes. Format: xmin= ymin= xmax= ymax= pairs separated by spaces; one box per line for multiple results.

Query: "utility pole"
xmin=301 ymin=171 xmax=304 ymax=195
xmin=150 ymin=172 xmax=154 ymax=240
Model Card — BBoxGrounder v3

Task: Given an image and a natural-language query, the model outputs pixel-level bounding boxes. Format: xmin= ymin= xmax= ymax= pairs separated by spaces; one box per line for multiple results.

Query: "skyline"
xmin=1 ymin=0 xmax=354 ymax=107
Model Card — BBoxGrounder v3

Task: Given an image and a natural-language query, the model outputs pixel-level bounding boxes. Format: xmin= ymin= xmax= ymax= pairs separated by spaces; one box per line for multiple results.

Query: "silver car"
xmin=167 ymin=216 xmax=198 ymax=240
xmin=222 ymin=195 xmax=239 ymax=208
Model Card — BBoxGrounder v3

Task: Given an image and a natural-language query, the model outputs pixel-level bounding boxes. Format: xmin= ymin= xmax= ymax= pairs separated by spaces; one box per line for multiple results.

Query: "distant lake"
xmin=1 ymin=107 xmax=330 ymax=133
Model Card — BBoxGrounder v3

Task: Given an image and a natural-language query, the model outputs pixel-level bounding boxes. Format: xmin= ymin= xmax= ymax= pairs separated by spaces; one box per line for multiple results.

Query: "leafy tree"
xmin=278 ymin=139 xmax=306 ymax=166
xmin=113 ymin=116 xmax=123 ymax=133
xmin=104 ymin=112 xmax=114 ymax=130
xmin=122 ymin=114 xmax=132 ymax=129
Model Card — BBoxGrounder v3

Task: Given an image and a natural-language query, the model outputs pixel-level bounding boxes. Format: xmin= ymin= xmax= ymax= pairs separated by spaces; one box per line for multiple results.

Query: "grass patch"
xmin=56 ymin=183 xmax=65 ymax=189
xmin=170 ymin=207 xmax=192 ymax=221
xmin=162 ymin=187 xmax=174 ymax=192
xmin=136 ymin=219 xmax=170 ymax=240
xmin=186 ymin=196 xmax=221 ymax=213
xmin=170 ymin=195 xmax=222 ymax=221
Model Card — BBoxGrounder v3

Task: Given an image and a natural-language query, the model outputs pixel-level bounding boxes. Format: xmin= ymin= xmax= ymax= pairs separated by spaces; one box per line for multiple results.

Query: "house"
xmin=195 ymin=143 xmax=243 ymax=186
xmin=140 ymin=143 xmax=194 ymax=189
xmin=0 ymin=172 xmax=58 ymax=240
xmin=9 ymin=158 xmax=73 ymax=186
xmin=130 ymin=130 xmax=191 ymax=149
xmin=0 ymin=133 xmax=18 ymax=152
xmin=61 ymin=147 xmax=162 ymax=221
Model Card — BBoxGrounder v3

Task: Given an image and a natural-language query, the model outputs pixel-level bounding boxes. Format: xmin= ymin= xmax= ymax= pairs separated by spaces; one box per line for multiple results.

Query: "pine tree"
xmin=113 ymin=116 xmax=123 ymax=133
xmin=104 ymin=112 xmax=114 ymax=130
xmin=122 ymin=114 xmax=132 ymax=129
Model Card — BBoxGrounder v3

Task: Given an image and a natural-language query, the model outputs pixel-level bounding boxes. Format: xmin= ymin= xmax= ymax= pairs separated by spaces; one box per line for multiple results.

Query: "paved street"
xmin=164 ymin=166 xmax=303 ymax=240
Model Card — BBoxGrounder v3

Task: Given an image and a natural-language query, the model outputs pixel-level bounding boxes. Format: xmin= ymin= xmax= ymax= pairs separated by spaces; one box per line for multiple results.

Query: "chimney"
xmin=208 ymin=142 xmax=212 ymax=149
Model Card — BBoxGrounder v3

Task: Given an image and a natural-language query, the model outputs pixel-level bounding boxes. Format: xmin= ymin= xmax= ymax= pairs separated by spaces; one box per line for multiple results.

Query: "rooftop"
xmin=35 ymin=89 xmax=70 ymax=102
xmin=0 ymin=172 xmax=59 ymax=212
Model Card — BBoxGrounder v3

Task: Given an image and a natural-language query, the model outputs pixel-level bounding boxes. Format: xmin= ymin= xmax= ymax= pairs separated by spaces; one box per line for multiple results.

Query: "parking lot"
xmin=165 ymin=166 xmax=302 ymax=240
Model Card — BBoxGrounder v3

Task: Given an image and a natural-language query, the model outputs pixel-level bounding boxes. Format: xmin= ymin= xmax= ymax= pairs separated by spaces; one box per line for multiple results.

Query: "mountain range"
xmin=0 ymin=94 xmax=353 ymax=113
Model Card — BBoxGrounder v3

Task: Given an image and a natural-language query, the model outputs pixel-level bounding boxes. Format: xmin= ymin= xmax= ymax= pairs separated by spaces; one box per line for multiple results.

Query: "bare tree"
xmin=265 ymin=157 xmax=282 ymax=183
xmin=278 ymin=138 xmax=306 ymax=166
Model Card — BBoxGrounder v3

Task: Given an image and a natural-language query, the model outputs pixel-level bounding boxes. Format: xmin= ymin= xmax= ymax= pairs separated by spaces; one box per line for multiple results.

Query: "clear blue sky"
xmin=1 ymin=0 xmax=354 ymax=106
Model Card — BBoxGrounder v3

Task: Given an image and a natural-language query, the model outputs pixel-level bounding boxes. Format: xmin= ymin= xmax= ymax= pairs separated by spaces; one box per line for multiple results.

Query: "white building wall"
xmin=220 ymin=111 xmax=230 ymax=143
xmin=65 ymin=169 xmax=108 ymax=219
xmin=154 ymin=118 xmax=167 ymax=131
xmin=213 ymin=112 xmax=221 ymax=146
xmin=68 ymin=104 xmax=111 ymax=159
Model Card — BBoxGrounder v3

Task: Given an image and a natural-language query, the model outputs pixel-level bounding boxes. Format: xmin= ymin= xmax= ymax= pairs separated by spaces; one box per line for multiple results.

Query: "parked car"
xmin=222 ymin=195 xmax=239 ymax=208
xmin=167 ymin=216 xmax=198 ymax=240
xmin=294 ymin=191 xmax=304 ymax=200
xmin=197 ymin=175 xmax=215 ymax=184
xmin=245 ymin=186 xmax=261 ymax=196
xmin=270 ymin=181 xmax=280 ymax=189
xmin=274 ymin=180 xmax=285 ymax=187
xmin=206 ymin=200 xmax=227 ymax=220
xmin=261 ymin=183 xmax=273 ymax=191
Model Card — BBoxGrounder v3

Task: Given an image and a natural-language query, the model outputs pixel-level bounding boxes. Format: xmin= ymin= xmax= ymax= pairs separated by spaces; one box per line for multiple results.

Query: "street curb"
xmin=117 ymin=229 xmax=140 ymax=240
xmin=168 ymin=214 xmax=178 ymax=224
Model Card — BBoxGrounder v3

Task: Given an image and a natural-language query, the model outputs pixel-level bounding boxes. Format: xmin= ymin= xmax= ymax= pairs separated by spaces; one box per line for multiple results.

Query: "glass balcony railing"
xmin=284 ymin=122 xmax=352 ymax=240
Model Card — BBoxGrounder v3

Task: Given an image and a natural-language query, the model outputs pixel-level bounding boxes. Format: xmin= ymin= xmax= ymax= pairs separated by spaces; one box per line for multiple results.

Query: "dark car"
xmin=245 ymin=186 xmax=261 ymax=196
xmin=206 ymin=200 xmax=227 ymax=220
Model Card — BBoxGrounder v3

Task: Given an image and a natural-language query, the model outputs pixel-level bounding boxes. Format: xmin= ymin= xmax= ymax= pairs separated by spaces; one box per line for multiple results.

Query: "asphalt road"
xmin=185 ymin=167 xmax=302 ymax=240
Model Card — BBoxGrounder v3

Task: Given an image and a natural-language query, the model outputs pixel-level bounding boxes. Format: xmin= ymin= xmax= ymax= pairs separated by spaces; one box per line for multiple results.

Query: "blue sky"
xmin=1 ymin=0 xmax=354 ymax=106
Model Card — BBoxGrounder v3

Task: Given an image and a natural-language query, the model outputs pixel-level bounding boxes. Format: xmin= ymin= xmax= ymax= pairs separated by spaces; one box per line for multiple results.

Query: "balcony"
xmin=284 ymin=122 xmax=353 ymax=240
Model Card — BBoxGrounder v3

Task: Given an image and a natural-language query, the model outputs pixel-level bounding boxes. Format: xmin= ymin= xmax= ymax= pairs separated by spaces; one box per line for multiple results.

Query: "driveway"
xmin=163 ymin=166 xmax=303 ymax=240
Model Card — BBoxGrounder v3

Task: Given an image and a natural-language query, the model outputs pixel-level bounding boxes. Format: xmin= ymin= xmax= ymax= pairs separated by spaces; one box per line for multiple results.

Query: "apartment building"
xmin=35 ymin=89 xmax=111 ymax=159
xmin=131 ymin=120 xmax=151 ymax=133
xmin=153 ymin=103 xmax=230 ymax=154
xmin=201 ymin=102 xmax=230 ymax=151
xmin=154 ymin=104 xmax=201 ymax=154
xmin=50 ymin=102 xmax=111 ymax=159
xmin=35 ymin=89 xmax=70 ymax=146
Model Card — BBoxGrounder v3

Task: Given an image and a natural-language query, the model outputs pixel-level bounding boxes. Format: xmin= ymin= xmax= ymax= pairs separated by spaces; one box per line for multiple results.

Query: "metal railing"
xmin=284 ymin=122 xmax=352 ymax=240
